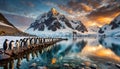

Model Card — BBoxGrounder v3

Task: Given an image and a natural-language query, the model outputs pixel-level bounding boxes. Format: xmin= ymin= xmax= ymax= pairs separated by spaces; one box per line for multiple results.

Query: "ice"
xmin=26 ymin=28 xmax=73 ymax=38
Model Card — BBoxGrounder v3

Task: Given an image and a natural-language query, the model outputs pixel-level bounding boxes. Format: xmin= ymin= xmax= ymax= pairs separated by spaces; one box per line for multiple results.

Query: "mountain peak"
xmin=50 ymin=8 xmax=58 ymax=16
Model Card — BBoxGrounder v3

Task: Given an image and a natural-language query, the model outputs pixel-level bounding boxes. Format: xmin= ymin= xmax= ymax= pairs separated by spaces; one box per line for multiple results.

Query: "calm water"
xmin=0 ymin=37 xmax=120 ymax=69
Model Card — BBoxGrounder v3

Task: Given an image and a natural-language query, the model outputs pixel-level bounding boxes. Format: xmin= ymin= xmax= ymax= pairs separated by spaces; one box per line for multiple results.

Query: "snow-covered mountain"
xmin=26 ymin=8 xmax=87 ymax=37
xmin=88 ymin=26 xmax=100 ymax=32
xmin=98 ymin=14 xmax=120 ymax=37
xmin=0 ymin=13 xmax=28 ymax=35
xmin=3 ymin=13 xmax=34 ymax=31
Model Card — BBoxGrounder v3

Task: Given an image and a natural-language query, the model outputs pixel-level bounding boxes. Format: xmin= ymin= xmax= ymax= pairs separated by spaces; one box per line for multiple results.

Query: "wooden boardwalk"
xmin=0 ymin=38 xmax=67 ymax=62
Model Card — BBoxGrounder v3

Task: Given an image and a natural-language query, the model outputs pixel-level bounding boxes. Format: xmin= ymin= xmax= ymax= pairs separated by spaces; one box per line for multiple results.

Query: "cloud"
xmin=67 ymin=0 xmax=93 ymax=12
xmin=27 ymin=2 xmax=35 ymax=7
xmin=21 ymin=1 xmax=35 ymax=8
xmin=43 ymin=1 xmax=58 ymax=8
xmin=87 ymin=2 xmax=120 ymax=24
xmin=58 ymin=0 xmax=120 ymax=27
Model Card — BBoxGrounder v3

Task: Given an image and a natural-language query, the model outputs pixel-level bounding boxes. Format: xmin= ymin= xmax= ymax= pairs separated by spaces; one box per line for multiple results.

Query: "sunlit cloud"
xmin=58 ymin=0 xmax=120 ymax=27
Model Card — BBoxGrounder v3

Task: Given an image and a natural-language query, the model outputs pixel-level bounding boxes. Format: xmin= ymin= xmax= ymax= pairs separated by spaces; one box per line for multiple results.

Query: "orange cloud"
xmin=59 ymin=0 xmax=120 ymax=27
xmin=80 ymin=3 xmax=93 ymax=12
xmin=88 ymin=12 xmax=120 ymax=26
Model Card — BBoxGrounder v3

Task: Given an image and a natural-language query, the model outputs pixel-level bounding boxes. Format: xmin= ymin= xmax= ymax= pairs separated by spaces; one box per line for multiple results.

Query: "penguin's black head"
xmin=5 ymin=39 xmax=8 ymax=41
xmin=11 ymin=40 xmax=14 ymax=42
xmin=20 ymin=39 xmax=22 ymax=41
xmin=16 ymin=40 xmax=18 ymax=42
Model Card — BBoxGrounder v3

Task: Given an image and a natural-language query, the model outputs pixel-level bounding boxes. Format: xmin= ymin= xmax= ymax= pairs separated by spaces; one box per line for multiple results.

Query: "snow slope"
xmin=0 ymin=21 xmax=13 ymax=28
xmin=26 ymin=8 xmax=87 ymax=37
xmin=99 ymin=14 xmax=120 ymax=37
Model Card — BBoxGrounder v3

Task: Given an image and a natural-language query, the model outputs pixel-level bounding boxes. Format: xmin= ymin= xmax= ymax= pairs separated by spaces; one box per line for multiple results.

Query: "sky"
xmin=0 ymin=0 xmax=120 ymax=31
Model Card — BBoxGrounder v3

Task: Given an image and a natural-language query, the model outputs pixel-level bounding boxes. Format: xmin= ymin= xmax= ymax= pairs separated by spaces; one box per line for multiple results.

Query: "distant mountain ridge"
xmin=88 ymin=26 xmax=100 ymax=32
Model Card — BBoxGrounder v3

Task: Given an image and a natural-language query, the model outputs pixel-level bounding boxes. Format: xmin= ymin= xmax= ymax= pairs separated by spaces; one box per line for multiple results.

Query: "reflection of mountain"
xmin=80 ymin=44 xmax=120 ymax=63
xmin=99 ymin=37 xmax=120 ymax=56
xmin=39 ymin=39 xmax=87 ymax=64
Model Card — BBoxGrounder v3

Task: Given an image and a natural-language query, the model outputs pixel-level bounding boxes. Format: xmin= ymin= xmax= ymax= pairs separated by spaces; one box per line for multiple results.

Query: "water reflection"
xmin=0 ymin=37 xmax=120 ymax=69
xmin=99 ymin=37 xmax=120 ymax=56
xmin=80 ymin=45 xmax=120 ymax=63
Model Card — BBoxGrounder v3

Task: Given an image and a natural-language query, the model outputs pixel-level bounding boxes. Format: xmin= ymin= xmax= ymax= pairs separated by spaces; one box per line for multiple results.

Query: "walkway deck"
xmin=0 ymin=38 xmax=67 ymax=62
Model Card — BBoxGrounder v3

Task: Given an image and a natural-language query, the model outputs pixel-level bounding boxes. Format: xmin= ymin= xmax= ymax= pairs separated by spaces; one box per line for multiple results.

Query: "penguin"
xmin=33 ymin=38 xmax=36 ymax=44
xmin=36 ymin=38 xmax=39 ymax=44
xmin=23 ymin=38 xmax=27 ymax=46
xmin=30 ymin=38 xmax=34 ymax=45
xmin=30 ymin=38 xmax=33 ymax=45
xmin=9 ymin=40 xmax=15 ymax=50
xmin=26 ymin=38 xmax=30 ymax=47
xmin=3 ymin=39 xmax=9 ymax=51
xmin=16 ymin=40 xmax=20 ymax=49
xmin=38 ymin=38 xmax=42 ymax=43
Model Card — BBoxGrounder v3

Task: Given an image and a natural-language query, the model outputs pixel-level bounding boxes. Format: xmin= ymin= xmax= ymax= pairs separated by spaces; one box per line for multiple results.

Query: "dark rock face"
xmin=110 ymin=19 xmax=120 ymax=30
xmin=75 ymin=23 xmax=88 ymax=33
xmin=98 ymin=15 xmax=120 ymax=34
xmin=98 ymin=28 xmax=104 ymax=33
xmin=27 ymin=8 xmax=88 ymax=33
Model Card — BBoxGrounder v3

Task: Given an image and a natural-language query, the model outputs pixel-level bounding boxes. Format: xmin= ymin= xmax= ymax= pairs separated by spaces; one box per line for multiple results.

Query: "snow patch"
xmin=0 ymin=21 xmax=13 ymax=28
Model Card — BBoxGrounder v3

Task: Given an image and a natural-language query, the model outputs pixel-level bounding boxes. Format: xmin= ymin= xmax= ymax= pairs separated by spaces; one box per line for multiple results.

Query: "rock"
xmin=37 ymin=66 xmax=47 ymax=69
xmin=63 ymin=63 xmax=69 ymax=67
xmin=90 ymin=64 xmax=97 ymax=69
xmin=81 ymin=68 xmax=85 ymax=69
xmin=85 ymin=67 xmax=91 ymax=69
xmin=84 ymin=61 xmax=91 ymax=67
xmin=29 ymin=63 xmax=37 ymax=68
xmin=106 ymin=62 xmax=112 ymax=65
xmin=90 ymin=66 xmax=96 ymax=69
xmin=115 ymin=64 xmax=120 ymax=68
xmin=80 ymin=63 xmax=85 ymax=67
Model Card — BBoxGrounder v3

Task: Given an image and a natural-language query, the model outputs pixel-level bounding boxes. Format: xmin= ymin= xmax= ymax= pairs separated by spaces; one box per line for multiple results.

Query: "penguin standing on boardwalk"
xmin=26 ymin=38 xmax=30 ymax=48
xmin=23 ymin=38 xmax=27 ymax=46
xmin=16 ymin=40 xmax=20 ymax=49
xmin=30 ymin=38 xmax=33 ymax=45
xmin=3 ymin=39 xmax=9 ymax=51
xmin=30 ymin=38 xmax=34 ymax=45
xmin=19 ymin=39 xmax=22 ymax=47
xmin=9 ymin=40 xmax=15 ymax=50
xmin=36 ymin=38 xmax=39 ymax=44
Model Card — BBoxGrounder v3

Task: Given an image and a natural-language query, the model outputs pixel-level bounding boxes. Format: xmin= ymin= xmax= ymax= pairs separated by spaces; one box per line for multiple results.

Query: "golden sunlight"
xmin=97 ymin=17 xmax=113 ymax=24
xmin=80 ymin=3 xmax=93 ymax=12
xmin=51 ymin=8 xmax=58 ymax=15
xmin=51 ymin=58 xmax=57 ymax=64
xmin=80 ymin=45 xmax=120 ymax=63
